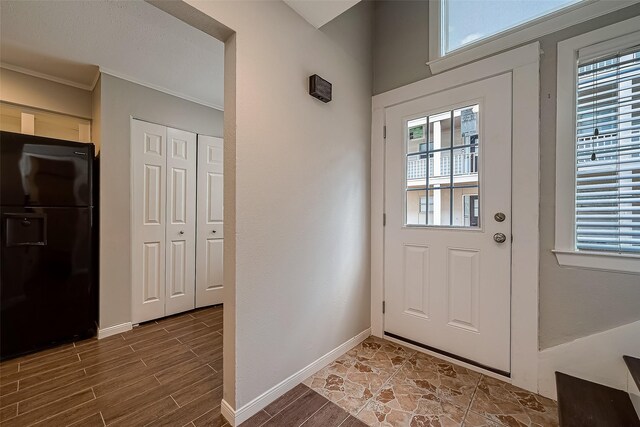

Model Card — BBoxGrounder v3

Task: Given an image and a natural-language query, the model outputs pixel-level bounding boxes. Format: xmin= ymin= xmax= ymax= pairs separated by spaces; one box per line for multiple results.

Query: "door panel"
xmin=132 ymin=120 xmax=166 ymax=323
xmin=384 ymin=74 xmax=512 ymax=373
xmin=165 ymin=127 xmax=196 ymax=316
xmin=196 ymin=135 xmax=224 ymax=307
xmin=403 ymin=244 xmax=430 ymax=318
xmin=446 ymin=248 xmax=480 ymax=332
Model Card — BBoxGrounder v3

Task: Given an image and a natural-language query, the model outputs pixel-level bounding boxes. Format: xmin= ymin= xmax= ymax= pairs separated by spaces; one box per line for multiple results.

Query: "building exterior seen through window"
xmin=406 ymin=105 xmax=479 ymax=227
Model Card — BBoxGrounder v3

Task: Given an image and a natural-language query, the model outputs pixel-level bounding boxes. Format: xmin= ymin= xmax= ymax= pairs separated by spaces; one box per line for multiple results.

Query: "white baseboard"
xmin=538 ymin=320 xmax=640 ymax=400
xmin=221 ymin=399 xmax=235 ymax=425
xmin=221 ymin=328 xmax=371 ymax=426
xmin=97 ymin=322 xmax=132 ymax=339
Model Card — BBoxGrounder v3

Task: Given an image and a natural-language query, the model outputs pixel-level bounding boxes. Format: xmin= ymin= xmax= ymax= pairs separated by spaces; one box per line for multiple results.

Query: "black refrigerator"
xmin=1 ymin=131 xmax=98 ymax=359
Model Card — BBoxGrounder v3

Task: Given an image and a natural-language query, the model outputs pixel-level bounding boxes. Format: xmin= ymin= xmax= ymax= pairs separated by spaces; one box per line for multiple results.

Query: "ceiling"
xmin=0 ymin=0 xmax=224 ymax=109
xmin=284 ymin=0 xmax=361 ymax=28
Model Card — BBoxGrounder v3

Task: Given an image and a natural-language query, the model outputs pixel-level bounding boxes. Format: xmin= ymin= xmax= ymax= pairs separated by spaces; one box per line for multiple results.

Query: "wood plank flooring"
xmin=0 ymin=306 xmax=227 ymax=427
xmin=240 ymin=384 xmax=366 ymax=427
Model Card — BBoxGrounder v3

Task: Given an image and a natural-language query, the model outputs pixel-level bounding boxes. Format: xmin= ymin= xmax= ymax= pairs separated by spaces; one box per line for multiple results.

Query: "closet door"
xmin=196 ymin=135 xmax=224 ymax=307
xmin=165 ymin=127 xmax=197 ymax=316
xmin=131 ymin=119 xmax=167 ymax=324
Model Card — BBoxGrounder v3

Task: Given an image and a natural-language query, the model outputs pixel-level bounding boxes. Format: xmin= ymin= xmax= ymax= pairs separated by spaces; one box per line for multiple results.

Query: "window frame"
xmin=427 ymin=0 xmax=637 ymax=75
xmin=554 ymin=16 xmax=640 ymax=274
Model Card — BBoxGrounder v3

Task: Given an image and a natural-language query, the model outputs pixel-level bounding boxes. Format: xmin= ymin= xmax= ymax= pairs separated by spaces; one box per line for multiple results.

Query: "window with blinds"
xmin=575 ymin=46 xmax=640 ymax=254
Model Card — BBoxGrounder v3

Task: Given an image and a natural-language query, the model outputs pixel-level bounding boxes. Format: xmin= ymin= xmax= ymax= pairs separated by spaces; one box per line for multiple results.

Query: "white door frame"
xmin=371 ymin=42 xmax=541 ymax=393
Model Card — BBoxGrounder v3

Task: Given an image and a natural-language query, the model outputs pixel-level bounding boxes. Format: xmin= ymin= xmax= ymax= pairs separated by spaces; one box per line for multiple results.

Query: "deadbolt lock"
xmin=494 ymin=212 xmax=506 ymax=222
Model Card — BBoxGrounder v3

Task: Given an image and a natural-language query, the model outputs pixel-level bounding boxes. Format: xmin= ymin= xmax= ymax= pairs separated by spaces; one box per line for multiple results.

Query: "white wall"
xmin=98 ymin=73 xmax=223 ymax=329
xmin=183 ymin=0 xmax=373 ymax=413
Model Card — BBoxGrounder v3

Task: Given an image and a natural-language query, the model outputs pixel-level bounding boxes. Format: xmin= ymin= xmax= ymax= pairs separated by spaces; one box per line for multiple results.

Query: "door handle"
xmin=212 ymin=230 xmax=217 ymax=234
xmin=179 ymin=230 xmax=184 ymax=235
xmin=493 ymin=233 xmax=507 ymax=243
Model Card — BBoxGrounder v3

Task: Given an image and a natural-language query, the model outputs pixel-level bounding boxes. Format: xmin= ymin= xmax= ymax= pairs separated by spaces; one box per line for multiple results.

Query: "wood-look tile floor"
xmin=240 ymin=384 xmax=367 ymax=427
xmin=0 ymin=306 xmax=227 ymax=427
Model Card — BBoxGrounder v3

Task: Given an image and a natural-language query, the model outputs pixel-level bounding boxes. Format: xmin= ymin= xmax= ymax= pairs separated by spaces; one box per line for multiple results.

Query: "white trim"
xmin=554 ymin=16 xmax=640 ymax=273
xmin=220 ymin=399 xmax=236 ymax=426
xmin=553 ymin=250 xmax=640 ymax=274
xmin=427 ymin=0 xmax=638 ymax=75
xmin=0 ymin=62 xmax=98 ymax=91
xmin=372 ymin=42 xmax=541 ymax=393
xmin=99 ymin=67 xmax=224 ymax=111
xmin=537 ymin=319 xmax=640 ymax=400
xmin=220 ymin=328 xmax=370 ymax=426
xmin=97 ymin=322 xmax=132 ymax=339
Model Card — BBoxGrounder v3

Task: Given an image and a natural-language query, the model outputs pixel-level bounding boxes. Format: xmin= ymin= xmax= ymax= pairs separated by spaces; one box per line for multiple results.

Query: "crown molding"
xmin=0 ymin=62 xmax=98 ymax=91
xmin=98 ymin=67 xmax=224 ymax=112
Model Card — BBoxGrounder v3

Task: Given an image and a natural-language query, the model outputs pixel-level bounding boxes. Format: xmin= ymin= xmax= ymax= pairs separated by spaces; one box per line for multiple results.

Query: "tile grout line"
xmin=170 ymin=394 xmax=181 ymax=408
xmin=461 ymin=374 xmax=483 ymax=424
xmin=351 ymin=344 xmax=415 ymax=420
xmin=254 ymin=386 xmax=317 ymax=427
xmin=297 ymin=400 xmax=330 ymax=427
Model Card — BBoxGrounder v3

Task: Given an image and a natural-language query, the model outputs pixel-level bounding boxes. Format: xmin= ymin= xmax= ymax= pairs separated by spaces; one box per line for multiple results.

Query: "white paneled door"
xmin=165 ymin=128 xmax=197 ymax=316
xmin=384 ymin=74 xmax=512 ymax=373
xmin=196 ymin=135 xmax=224 ymax=307
xmin=132 ymin=120 xmax=216 ymax=324
xmin=132 ymin=120 xmax=168 ymax=323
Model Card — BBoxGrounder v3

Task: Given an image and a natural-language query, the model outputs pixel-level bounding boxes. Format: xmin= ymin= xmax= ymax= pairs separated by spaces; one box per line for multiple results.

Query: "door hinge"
xmin=383 ymin=213 xmax=386 ymax=226
xmin=383 ymin=125 xmax=386 ymax=139
xmin=382 ymin=301 xmax=386 ymax=314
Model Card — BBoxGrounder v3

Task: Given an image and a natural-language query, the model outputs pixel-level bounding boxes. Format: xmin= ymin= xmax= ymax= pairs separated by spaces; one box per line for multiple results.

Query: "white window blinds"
xmin=575 ymin=46 xmax=640 ymax=254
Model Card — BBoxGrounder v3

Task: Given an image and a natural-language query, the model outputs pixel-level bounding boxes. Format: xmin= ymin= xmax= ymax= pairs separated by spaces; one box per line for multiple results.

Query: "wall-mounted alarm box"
xmin=309 ymin=74 xmax=332 ymax=103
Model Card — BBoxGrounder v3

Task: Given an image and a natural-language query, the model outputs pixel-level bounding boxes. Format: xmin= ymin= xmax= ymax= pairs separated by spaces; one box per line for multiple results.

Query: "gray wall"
xmin=0 ymin=68 xmax=93 ymax=118
xmin=98 ymin=73 xmax=223 ymax=329
xmin=183 ymin=0 xmax=373 ymax=409
xmin=373 ymin=2 xmax=640 ymax=348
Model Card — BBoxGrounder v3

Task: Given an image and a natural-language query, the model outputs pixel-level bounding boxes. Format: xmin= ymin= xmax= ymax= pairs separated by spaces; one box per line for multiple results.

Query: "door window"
xmin=405 ymin=105 xmax=480 ymax=227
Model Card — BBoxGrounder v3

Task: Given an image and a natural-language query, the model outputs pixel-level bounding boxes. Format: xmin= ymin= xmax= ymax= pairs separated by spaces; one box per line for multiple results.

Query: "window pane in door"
xmin=407 ymin=189 xmax=427 ymax=225
xmin=452 ymin=146 xmax=480 ymax=185
xmin=454 ymin=105 xmax=479 ymax=146
xmin=427 ymin=187 xmax=451 ymax=226
xmin=429 ymin=112 xmax=452 ymax=150
xmin=442 ymin=0 xmax=583 ymax=54
xmin=407 ymin=117 xmax=427 ymax=154
xmin=454 ymin=188 xmax=480 ymax=227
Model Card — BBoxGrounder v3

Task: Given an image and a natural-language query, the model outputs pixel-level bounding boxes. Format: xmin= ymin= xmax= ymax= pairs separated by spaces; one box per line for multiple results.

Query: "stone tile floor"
xmin=303 ymin=336 xmax=558 ymax=427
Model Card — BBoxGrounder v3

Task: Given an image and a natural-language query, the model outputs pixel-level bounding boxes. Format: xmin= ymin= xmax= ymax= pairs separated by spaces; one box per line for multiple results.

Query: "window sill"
xmin=552 ymin=250 xmax=640 ymax=274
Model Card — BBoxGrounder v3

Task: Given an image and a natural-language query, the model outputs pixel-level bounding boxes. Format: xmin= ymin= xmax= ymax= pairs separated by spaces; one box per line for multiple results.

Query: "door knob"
xmin=179 ymin=230 xmax=184 ymax=235
xmin=493 ymin=233 xmax=507 ymax=243
xmin=494 ymin=212 xmax=506 ymax=222
xmin=212 ymin=230 xmax=216 ymax=234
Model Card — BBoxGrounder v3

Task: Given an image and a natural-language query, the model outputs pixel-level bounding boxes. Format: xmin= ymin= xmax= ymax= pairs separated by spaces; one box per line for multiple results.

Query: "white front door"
xmin=165 ymin=127 xmax=197 ymax=316
xmin=384 ymin=73 xmax=512 ymax=373
xmin=196 ymin=135 xmax=224 ymax=307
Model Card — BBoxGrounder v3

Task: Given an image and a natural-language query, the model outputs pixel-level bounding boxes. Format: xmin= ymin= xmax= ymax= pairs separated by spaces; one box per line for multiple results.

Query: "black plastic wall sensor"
xmin=309 ymin=74 xmax=332 ymax=103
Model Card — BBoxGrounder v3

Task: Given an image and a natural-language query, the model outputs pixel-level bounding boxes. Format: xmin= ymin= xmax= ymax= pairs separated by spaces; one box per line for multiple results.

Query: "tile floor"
xmin=1 ymin=310 xmax=558 ymax=427
xmin=0 ymin=306 xmax=226 ymax=427
xmin=240 ymin=383 xmax=366 ymax=427
xmin=303 ymin=336 xmax=558 ymax=427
